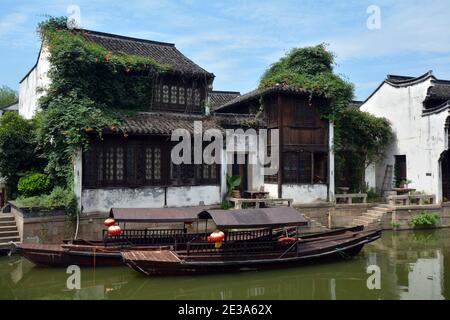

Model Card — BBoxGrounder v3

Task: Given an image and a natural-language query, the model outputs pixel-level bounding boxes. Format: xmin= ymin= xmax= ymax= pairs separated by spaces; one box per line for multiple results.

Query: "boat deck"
xmin=19 ymin=243 xmax=65 ymax=252
xmin=122 ymin=250 xmax=180 ymax=263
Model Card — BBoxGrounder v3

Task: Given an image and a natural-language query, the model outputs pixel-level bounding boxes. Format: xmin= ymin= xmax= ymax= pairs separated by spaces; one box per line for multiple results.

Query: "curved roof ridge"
xmin=385 ymin=70 xmax=434 ymax=86
xmin=422 ymin=99 xmax=450 ymax=116
xmin=362 ymin=71 xmax=435 ymax=105
xmin=211 ymin=90 xmax=241 ymax=94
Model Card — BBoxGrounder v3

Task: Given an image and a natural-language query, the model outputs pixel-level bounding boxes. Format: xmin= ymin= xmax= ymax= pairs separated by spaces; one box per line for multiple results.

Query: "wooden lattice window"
xmin=198 ymin=164 xmax=219 ymax=184
xmin=179 ymin=87 xmax=185 ymax=105
xmin=104 ymin=144 xmax=125 ymax=185
xmin=194 ymin=89 xmax=200 ymax=106
xmin=283 ymin=152 xmax=312 ymax=184
xmin=125 ymin=142 xmax=142 ymax=186
xmin=154 ymin=84 xmax=161 ymax=103
xmin=83 ymin=138 xmax=220 ymax=188
xmin=171 ymin=86 xmax=178 ymax=104
xmin=145 ymin=146 xmax=162 ymax=184
xmin=186 ymin=88 xmax=193 ymax=106
xmin=170 ymin=163 xmax=196 ymax=186
xmin=162 ymin=85 xmax=169 ymax=103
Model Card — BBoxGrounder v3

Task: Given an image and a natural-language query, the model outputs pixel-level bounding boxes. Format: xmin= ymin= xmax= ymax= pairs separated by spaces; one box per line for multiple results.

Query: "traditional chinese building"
xmin=18 ymin=29 xmax=334 ymax=214
xmin=361 ymin=71 xmax=450 ymax=203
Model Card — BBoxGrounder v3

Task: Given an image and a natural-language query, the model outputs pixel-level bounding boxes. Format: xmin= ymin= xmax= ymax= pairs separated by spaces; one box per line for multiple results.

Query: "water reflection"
xmin=1 ymin=229 xmax=449 ymax=300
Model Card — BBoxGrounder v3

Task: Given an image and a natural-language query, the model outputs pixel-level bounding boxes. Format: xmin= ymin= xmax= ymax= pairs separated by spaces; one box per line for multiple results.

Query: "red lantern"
xmin=207 ymin=231 xmax=225 ymax=243
xmin=277 ymin=236 xmax=296 ymax=245
xmin=104 ymin=218 xmax=115 ymax=227
xmin=107 ymin=225 xmax=122 ymax=236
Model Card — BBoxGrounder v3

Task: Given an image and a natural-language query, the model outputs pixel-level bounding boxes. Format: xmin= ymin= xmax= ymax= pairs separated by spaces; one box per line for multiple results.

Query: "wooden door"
xmin=232 ymin=153 xmax=248 ymax=194
xmin=442 ymin=151 xmax=450 ymax=202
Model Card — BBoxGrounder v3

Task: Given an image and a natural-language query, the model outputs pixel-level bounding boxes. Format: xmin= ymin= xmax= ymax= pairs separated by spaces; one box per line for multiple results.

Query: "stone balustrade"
xmin=335 ymin=193 xmax=367 ymax=204
xmin=387 ymin=194 xmax=436 ymax=206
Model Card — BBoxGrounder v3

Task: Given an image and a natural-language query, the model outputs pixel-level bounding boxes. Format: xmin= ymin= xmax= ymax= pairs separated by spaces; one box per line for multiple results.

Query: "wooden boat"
xmin=122 ymin=208 xmax=381 ymax=276
xmin=16 ymin=207 xmax=207 ymax=267
xmin=16 ymin=207 xmax=315 ymax=267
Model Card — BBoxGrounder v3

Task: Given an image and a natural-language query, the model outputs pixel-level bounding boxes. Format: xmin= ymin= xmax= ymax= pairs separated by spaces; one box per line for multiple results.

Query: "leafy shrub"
xmin=410 ymin=212 xmax=439 ymax=227
xmin=0 ymin=85 xmax=18 ymax=108
xmin=226 ymin=175 xmax=241 ymax=196
xmin=16 ymin=187 xmax=77 ymax=215
xmin=0 ymin=112 xmax=45 ymax=197
xmin=17 ymin=173 xmax=52 ymax=197
xmin=220 ymin=200 xmax=232 ymax=210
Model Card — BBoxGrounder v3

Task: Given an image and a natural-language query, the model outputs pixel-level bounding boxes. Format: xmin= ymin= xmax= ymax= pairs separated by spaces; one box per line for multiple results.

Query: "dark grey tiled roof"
xmin=386 ymin=74 xmax=415 ymax=84
xmin=81 ymin=29 xmax=214 ymax=77
xmin=0 ymin=100 xmax=19 ymax=111
xmin=116 ymin=112 xmax=264 ymax=135
xmin=209 ymin=91 xmax=241 ymax=111
xmin=349 ymin=100 xmax=363 ymax=109
xmin=214 ymin=85 xmax=316 ymax=112
xmin=386 ymin=71 xmax=433 ymax=86
xmin=427 ymin=80 xmax=450 ymax=101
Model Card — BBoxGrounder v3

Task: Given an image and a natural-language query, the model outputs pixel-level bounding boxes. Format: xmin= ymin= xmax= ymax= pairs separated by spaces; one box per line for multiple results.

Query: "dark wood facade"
xmin=82 ymin=136 xmax=219 ymax=189
xmin=151 ymin=74 xmax=209 ymax=114
xmin=263 ymin=93 xmax=329 ymax=194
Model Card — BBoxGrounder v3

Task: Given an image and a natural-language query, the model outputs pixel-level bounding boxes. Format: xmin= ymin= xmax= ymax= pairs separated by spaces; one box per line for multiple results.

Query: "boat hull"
xmin=123 ymin=229 xmax=381 ymax=276
xmin=16 ymin=243 xmax=173 ymax=267
xmin=16 ymin=226 xmax=369 ymax=268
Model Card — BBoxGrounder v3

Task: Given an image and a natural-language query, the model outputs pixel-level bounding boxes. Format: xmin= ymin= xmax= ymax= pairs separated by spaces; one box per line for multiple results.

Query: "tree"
xmin=0 ymin=85 xmax=18 ymax=108
xmin=0 ymin=112 xmax=45 ymax=197
xmin=334 ymin=108 xmax=393 ymax=191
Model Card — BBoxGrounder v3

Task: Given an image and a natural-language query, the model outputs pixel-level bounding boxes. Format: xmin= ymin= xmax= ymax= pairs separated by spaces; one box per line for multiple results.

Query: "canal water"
xmin=1 ymin=229 xmax=450 ymax=300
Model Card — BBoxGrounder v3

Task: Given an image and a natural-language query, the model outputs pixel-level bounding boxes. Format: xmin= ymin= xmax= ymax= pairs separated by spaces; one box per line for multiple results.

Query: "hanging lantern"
xmin=207 ymin=231 xmax=225 ymax=243
xmin=104 ymin=218 xmax=115 ymax=227
xmin=107 ymin=225 xmax=122 ymax=236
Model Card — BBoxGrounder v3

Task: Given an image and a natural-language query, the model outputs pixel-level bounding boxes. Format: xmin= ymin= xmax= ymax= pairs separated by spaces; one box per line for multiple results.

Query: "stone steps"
xmin=0 ymin=235 xmax=21 ymax=243
xmin=347 ymin=205 xmax=393 ymax=230
xmin=0 ymin=230 xmax=19 ymax=238
xmin=0 ymin=214 xmax=20 ymax=247
xmin=0 ymin=215 xmax=15 ymax=222
xmin=0 ymin=225 xmax=17 ymax=232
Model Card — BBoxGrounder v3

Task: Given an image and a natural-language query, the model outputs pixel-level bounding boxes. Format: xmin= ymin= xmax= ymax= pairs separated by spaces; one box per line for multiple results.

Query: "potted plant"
xmin=226 ymin=175 xmax=242 ymax=199
xmin=404 ymin=179 xmax=412 ymax=189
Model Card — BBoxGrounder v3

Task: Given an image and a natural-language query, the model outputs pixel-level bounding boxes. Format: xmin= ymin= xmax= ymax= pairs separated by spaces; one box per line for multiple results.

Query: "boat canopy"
xmin=198 ymin=207 xmax=308 ymax=229
xmin=110 ymin=207 xmax=202 ymax=223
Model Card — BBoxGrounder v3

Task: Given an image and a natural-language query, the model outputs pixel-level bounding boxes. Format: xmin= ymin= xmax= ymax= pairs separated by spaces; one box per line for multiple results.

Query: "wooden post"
xmin=328 ymin=209 xmax=332 ymax=229
xmin=277 ymin=95 xmax=283 ymax=199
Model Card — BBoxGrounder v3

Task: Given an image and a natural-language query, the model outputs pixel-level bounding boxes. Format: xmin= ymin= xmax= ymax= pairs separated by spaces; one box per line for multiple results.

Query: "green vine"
xmin=36 ymin=16 xmax=170 ymax=188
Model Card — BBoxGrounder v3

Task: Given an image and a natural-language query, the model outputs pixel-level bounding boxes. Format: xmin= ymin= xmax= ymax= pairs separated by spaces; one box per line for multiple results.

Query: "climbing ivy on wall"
xmin=36 ymin=16 xmax=170 ymax=188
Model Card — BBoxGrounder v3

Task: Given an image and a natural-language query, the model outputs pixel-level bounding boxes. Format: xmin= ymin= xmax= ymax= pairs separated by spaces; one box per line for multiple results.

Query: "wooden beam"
xmin=277 ymin=95 xmax=283 ymax=199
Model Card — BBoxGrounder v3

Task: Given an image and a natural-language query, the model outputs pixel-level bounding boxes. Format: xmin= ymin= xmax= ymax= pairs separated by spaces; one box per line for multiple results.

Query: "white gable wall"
xmin=361 ymin=78 xmax=448 ymax=203
xmin=19 ymin=45 xmax=50 ymax=119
